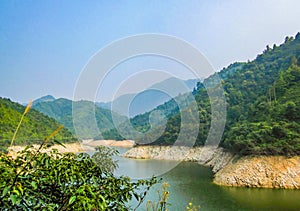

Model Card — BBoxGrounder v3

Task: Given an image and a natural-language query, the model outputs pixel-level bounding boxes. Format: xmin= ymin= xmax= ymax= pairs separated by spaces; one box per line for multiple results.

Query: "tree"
xmin=0 ymin=142 xmax=157 ymax=210
xmin=92 ymin=146 xmax=119 ymax=173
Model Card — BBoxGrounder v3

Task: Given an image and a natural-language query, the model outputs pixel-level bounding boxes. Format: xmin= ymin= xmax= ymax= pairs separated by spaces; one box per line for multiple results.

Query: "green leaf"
xmin=31 ymin=181 xmax=37 ymax=190
xmin=2 ymin=186 xmax=10 ymax=197
xmin=133 ymin=192 xmax=140 ymax=201
xmin=54 ymin=139 xmax=66 ymax=147
xmin=68 ymin=195 xmax=76 ymax=205
xmin=10 ymin=194 xmax=17 ymax=205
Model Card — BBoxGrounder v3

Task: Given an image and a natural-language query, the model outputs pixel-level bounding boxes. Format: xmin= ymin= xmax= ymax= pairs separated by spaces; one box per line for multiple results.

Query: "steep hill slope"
xmin=0 ymin=98 xmax=77 ymax=151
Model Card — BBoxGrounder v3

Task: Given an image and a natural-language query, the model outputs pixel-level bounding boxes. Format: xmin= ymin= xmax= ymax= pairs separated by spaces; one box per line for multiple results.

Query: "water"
xmin=112 ymin=148 xmax=300 ymax=211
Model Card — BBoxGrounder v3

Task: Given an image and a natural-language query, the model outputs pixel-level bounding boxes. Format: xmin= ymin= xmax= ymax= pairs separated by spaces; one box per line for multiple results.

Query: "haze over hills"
xmin=97 ymin=77 xmax=199 ymax=117
xmin=0 ymin=97 xmax=77 ymax=152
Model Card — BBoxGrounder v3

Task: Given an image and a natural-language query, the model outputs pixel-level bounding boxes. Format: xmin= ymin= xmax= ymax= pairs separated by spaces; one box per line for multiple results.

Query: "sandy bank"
xmin=82 ymin=140 xmax=135 ymax=148
xmin=8 ymin=142 xmax=84 ymax=157
xmin=8 ymin=140 xmax=135 ymax=156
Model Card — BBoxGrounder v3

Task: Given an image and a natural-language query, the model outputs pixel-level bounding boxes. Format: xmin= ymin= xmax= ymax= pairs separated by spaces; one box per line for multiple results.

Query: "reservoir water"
xmin=112 ymin=148 xmax=300 ymax=210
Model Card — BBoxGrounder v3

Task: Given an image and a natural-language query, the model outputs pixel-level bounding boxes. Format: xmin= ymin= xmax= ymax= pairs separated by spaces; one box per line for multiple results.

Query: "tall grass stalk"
xmin=10 ymin=100 xmax=32 ymax=147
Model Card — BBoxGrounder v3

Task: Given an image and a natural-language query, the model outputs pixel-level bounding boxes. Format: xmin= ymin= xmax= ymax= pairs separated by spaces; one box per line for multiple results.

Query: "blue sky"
xmin=1 ymin=0 xmax=300 ymax=103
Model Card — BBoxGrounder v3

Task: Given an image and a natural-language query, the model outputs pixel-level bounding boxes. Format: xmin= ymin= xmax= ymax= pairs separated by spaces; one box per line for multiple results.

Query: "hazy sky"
xmin=1 ymin=0 xmax=300 ymax=103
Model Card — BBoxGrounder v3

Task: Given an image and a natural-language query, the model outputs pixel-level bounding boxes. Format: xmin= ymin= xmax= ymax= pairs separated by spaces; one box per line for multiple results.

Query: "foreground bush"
xmin=0 ymin=141 xmax=157 ymax=210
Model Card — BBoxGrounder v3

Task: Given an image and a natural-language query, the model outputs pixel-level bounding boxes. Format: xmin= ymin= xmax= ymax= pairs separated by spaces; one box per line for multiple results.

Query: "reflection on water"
xmin=222 ymin=186 xmax=300 ymax=210
xmin=100 ymin=147 xmax=300 ymax=210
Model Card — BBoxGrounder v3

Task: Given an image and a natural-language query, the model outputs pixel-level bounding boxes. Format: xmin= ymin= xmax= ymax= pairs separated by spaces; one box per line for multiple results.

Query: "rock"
xmin=122 ymin=145 xmax=233 ymax=170
xmin=214 ymin=156 xmax=300 ymax=189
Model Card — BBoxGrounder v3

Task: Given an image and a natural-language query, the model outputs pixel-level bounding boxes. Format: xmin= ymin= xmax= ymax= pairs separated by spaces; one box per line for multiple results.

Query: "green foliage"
xmin=0 ymin=142 xmax=158 ymax=210
xmin=101 ymin=128 xmax=125 ymax=140
xmin=92 ymin=146 xmax=119 ymax=173
xmin=0 ymin=98 xmax=77 ymax=152
xmin=223 ymin=63 xmax=300 ymax=156
xmin=224 ymin=121 xmax=300 ymax=156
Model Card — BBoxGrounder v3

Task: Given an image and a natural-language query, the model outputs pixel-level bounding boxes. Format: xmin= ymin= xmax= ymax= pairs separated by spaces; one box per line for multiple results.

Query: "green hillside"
xmin=223 ymin=63 xmax=300 ymax=155
xmin=220 ymin=34 xmax=300 ymax=155
xmin=0 ymin=98 xmax=77 ymax=151
xmin=32 ymin=98 xmax=126 ymax=139
xmin=105 ymin=33 xmax=300 ymax=156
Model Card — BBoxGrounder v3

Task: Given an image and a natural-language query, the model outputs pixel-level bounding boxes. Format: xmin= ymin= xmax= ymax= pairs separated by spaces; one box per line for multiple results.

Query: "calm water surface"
xmin=110 ymin=148 xmax=300 ymax=210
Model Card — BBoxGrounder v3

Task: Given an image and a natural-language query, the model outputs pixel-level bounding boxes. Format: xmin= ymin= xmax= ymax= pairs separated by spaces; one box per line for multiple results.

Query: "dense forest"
xmin=0 ymin=98 xmax=77 ymax=151
xmin=105 ymin=33 xmax=300 ymax=156
xmin=32 ymin=98 xmax=126 ymax=139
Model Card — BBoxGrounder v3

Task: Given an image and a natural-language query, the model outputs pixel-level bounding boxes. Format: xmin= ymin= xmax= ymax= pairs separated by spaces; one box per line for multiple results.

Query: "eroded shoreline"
xmin=123 ymin=145 xmax=300 ymax=189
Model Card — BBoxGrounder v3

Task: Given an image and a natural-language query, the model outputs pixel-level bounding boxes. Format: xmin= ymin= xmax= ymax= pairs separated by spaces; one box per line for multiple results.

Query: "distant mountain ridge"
xmin=31 ymin=95 xmax=55 ymax=106
xmin=97 ymin=77 xmax=199 ymax=117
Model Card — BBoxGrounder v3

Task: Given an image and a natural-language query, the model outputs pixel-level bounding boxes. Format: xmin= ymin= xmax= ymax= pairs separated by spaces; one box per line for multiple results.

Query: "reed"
xmin=10 ymin=100 xmax=32 ymax=147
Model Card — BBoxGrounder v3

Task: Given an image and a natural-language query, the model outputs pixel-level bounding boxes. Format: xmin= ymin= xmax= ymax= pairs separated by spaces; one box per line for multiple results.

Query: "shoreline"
xmin=8 ymin=142 xmax=84 ymax=157
xmin=82 ymin=139 xmax=135 ymax=148
xmin=8 ymin=140 xmax=135 ymax=157
xmin=123 ymin=145 xmax=300 ymax=189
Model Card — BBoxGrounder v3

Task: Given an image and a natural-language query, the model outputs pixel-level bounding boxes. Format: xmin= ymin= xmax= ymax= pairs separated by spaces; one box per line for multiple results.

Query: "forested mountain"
xmin=32 ymin=97 xmax=126 ymax=139
xmin=220 ymin=34 xmax=300 ymax=155
xmin=0 ymin=98 xmax=77 ymax=151
xmin=105 ymin=33 xmax=300 ymax=156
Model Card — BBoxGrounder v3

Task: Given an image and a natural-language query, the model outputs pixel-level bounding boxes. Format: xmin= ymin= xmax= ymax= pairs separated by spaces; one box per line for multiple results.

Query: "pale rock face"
xmin=123 ymin=146 xmax=300 ymax=189
xmin=214 ymin=156 xmax=300 ymax=189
